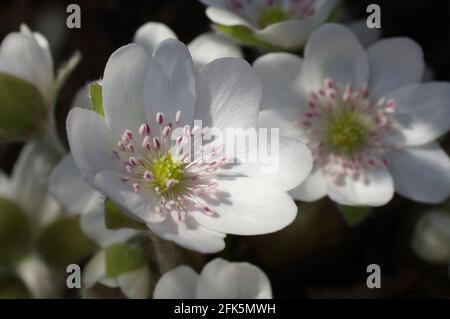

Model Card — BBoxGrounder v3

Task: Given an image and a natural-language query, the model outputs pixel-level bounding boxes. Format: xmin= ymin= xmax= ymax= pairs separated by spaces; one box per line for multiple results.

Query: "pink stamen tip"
xmin=139 ymin=123 xmax=150 ymax=136
xmin=166 ymin=179 xmax=177 ymax=189
xmin=143 ymin=171 xmax=153 ymax=180
xmin=118 ymin=141 xmax=126 ymax=151
xmin=163 ymin=126 xmax=171 ymax=137
xmin=325 ymin=78 xmax=334 ymax=89
xmin=120 ymin=176 xmax=129 ymax=182
xmin=175 ymin=111 xmax=182 ymax=124
xmin=124 ymin=130 xmax=133 ymax=141
xmin=176 ymin=135 xmax=184 ymax=145
xmin=153 ymin=137 xmax=161 ymax=150
xmin=126 ymin=143 xmax=134 ymax=153
xmin=132 ymin=183 xmax=140 ymax=192
xmin=203 ymin=206 xmax=214 ymax=215
xmin=156 ymin=112 xmax=164 ymax=125
xmin=142 ymin=136 xmax=151 ymax=151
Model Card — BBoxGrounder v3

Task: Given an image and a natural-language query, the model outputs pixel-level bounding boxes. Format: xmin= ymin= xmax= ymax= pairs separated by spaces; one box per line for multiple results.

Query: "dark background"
xmin=0 ymin=0 xmax=450 ymax=298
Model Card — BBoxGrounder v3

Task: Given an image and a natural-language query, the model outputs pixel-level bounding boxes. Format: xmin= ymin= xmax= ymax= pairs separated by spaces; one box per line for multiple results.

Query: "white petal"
xmin=223 ymin=136 xmax=312 ymax=192
xmin=188 ymin=32 xmax=242 ymax=68
xmin=255 ymin=20 xmax=313 ymax=50
xmin=193 ymin=177 xmax=297 ymax=235
xmin=133 ymin=22 xmax=177 ymax=55
xmin=368 ymin=38 xmax=424 ymax=97
xmin=196 ymin=258 xmax=272 ymax=299
xmin=80 ymin=194 xmax=139 ymax=248
xmin=10 ymin=142 xmax=61 ymax=222
xmin=195 ymin=57 xmax=262 ymax=130
xmin=289 ymin=168 xmax=328 ymax=202
xmin=0 ymin=27 xmax=54 ymax=101
xmin=118 ymin=266 xmax=151 ymax=299
xmin=94 ymin=171 xmax=164 ymax=224
xmin=327 ymin=168 xmax=394 ymax=206
xmin=388 ymin=143 xmax=450 ymax=204
xmin=302 ymin=23 xmax=369 ymax=91
xmin=258 ymin=107 xmax=306 ymax=141
xmin=153 ymin=265 xmax=199 ymax=299
xmin=148 ymin=213 xmax=226 ymax=254
xmin=144 ymin=39 xmax=196 ymax=127
xmin=67 ymin=108 xmax=120 ymax=186
xmin=102 ymin=44 xmax=148 ymax=135
xmin=346 ymin=19 xmax=381 ymax=48
xmin=386 ymin=82 xmax=450 ymax=146
xmin=49 ymin=154 xmax=98 ymax=215
xmin=253 ymin=53 xmax=305 ymax=109
xmin=83 ymin=250 xmax=106 ymax=288
xmin=205 ymin=6 xmax=253 ymax=28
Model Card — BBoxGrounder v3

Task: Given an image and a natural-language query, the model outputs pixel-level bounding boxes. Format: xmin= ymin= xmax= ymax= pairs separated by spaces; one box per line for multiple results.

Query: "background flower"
xmin=255 ymin=23 xmax=450 ymax=207
xmin=154 ymin=258 xmax=272 ymax=298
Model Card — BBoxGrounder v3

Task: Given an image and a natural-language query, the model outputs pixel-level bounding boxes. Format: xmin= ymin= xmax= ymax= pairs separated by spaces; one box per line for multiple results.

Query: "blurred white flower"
xmin=0 ymin=142 xmax=62 ymax=298
xmin=134 ymin=22 xmax=242 ymax=68
xmin=67 ymin=38 xmax=312 ymax=253
xmin=255 ymin=23 xmax=450 ymax=206
xmin=0 ymin=24 xmax=79 ymax=105
xmin=154 ymin=258 xmax=272 ymax=298
xmin=199 ymin=0 xmax=338 ymax=50
xmin=412 ymin=210 xmax=450 ymax=265
xmin=0 ymin=24 xmax=54 ymax=103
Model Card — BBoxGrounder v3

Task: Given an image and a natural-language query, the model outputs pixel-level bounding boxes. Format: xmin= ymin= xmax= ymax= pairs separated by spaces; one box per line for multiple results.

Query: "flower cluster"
xmin=0 ymin=2 xmax=449 ymax=299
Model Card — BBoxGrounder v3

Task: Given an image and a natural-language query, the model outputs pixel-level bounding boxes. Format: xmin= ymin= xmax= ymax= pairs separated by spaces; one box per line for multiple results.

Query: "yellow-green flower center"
xmin=257 ymin=6 xmax=291 ymax=28
xmin=150 ymin=153 xmax=185 ymax=191
xmin=323 ymin=106 xmax=371 ymax=155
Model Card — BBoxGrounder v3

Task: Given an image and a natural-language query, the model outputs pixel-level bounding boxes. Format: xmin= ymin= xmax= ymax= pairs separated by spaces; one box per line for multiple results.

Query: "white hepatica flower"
xmin=255 ymin=23 xmax=450 ymax=206
xmin=0 ymin=142 xmax=62 ymax=298
xmin=199 ymin=0 xmax=338 ymax=50
xmin=154 ymin=258 xmax=272 ymax=298
xmin=411 ymin=210 xmax=450 ymax=265
xmin=134 ymin=22 xmax=242 ymax=68
xmin=67 ymin=38 xmax=312 ymax=253
xmin=0 ymin=24 xmax=54 ymax=103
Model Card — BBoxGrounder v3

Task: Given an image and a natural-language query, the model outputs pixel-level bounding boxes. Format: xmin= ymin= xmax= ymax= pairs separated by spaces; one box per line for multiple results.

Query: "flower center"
xmin=111 ymin=111 xmax=226 ymax=221
xmin=257 ymin=6 xmax=291 ymax=28
xmin=151 ymin=153 xmax=185 ymax=193
xmin=323 ymin=105 xmax=371 ymax=155
xmin=298 ymin=78 xmax=397 ymax=180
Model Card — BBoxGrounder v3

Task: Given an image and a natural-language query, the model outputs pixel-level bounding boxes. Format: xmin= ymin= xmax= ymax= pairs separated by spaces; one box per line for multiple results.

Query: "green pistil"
xmin=257 ymin=6 xmax=291 ymax=28
xmin=323 ymin=106 xmax=371 ymax=155
xmin=151 ymin=153 xmax=185 ymax=192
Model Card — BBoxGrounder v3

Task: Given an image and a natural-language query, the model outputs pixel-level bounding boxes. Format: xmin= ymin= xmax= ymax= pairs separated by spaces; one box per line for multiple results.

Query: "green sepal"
xmin=0 ymin=72 xmax=47 ymax=142
xmin=337 ymin=204 xmax=372 ymax=226
xmin=89 ymin=82 xmax=104 ymax=117
xmin=104 ymin=199 xmax=147 ymax=231
xmin=105 ymin=243 xmax=147 ymax=278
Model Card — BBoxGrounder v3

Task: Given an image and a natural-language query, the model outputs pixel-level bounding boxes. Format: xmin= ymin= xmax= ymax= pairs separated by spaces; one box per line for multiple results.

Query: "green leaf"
xmin=337 ymin=204 xmax=372 ymax=226
xmin=36 ymin=216 xmax=97 ymax=269
xmin=215 ymin=24 xmax=277 ymax=50
xmin=89 ymin=82 xmax=104 ymax=117
xmin=0 ymin=72 xmax=48 ymax=142
xmin=105 ymin=243 xmax=146 ymax=278
xmin=0 ymin=274 xmax=32 ymax=299
xmin=0 ymin=197 xmax=31 ymax=265
xmin=105 ymin=199 xmax=147 ymax=231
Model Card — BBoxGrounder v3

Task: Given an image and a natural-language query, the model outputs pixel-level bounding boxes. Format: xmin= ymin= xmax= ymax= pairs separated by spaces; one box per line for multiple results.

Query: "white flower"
xmin=0 ymin=24 xmax=54 ymax=103
xmin=0 ymin=142 xmax=62 ymax=298
xmin=154 ymin=258 xmax=272 ymax=298
xmin=134 ymin=21 xmax=242 ymax=68
xmin=67 ymin=38 xmax=312 ymax=253
xmin=412 ymin=210 xmax=450 ymax=265
xmin=199 ymin=0 xmax=338 ymax=50
xmin=255 ymin=23 xmax=450 ymax=207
